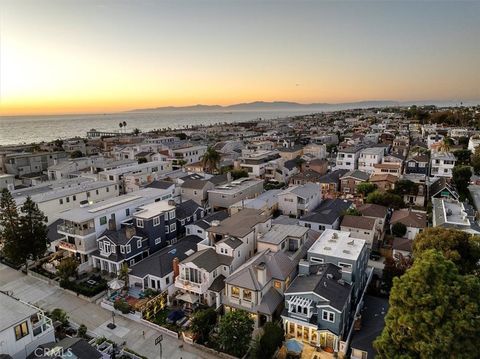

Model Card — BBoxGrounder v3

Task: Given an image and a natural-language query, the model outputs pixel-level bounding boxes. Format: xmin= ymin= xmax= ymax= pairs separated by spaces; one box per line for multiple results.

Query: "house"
xmin=340 ymin=170 xmax=370 ymax=196
xmin=278 ymin=145 xmax=303 ymax=161
xmin=317 ymin=169 xmax=349 ymax=198
xmin=0 ymin=292 xmax=55 ymax=359
xmin=405 ymin=154 xmax=429 ymax=175
xmin=400 ymin=174 xmax=427 ymax=207
xmin=224 ymin=249 xmax=296 ymax=327
xmin=299 ymin=199 xmax=353 ymax=232
xmin=349 ymin=295 xmax=389 ymax=359
xmin=180 ymin=179 xmax=215 ymax=206
xmin=1 ymin=151 xmax=67 ymax=176
xmin=336 ymin=146 xmax=361 ymax=171
xmin=392 ymin=237 xmax=413 ymax=258
xmin=91 ymin=200 xmax=179 ymax=274
xmin=340 ymin=215 xmax=376 ymax=248
xmin=430 ymin=152 xmax=456 ymax=178
xmin=277 ymin=183 xmax=322 ymax=218
xmin=175 ymin=199 xmax=205 ymax=238
xmin=369 ymin=174 xmax=398 ymax=192
xmin=428 ymin=177 xmax=459 ymax=200
xmin=172 ymin=145 xmax=208 ymax=165
xmin=128 ymin=235 xmax=203 ymax=296
xmin=290 ymin=170 xmax=325 ymax=186
xmin=229 ymin=189 xmax=281 ymax=216
xmin=390 ymin=209 xmax=427 ymax=240
xmin=257 ymin=224 xmax=309 ymax=255
xmin=31 ymin=338 xmax=102 ymax=359
xmin=238 ymin=149 xmax=281 ymax=178
xmin=432 ymin=198 xmax=480 ymax=234
xmin=281 ymin=263 xmax=352 ymax=354
xmin=358 ymin=147 xmax=385 ymax=174
xmin=208 ymin=177 xmax=264 ymax=210
xmin=185 ymin=211 xmax=229 ymax=240
xmin=303 ymin=144 xmax=327 ymax=160
xmin=372 ymin=163 xmax=402 ymax=177
xmin=306 ymin=229 xmax=369 ymax=300
xmin=305 ymin=158 xmax=329 ymax=175
xmin=0 ymin=173 xmax=15 ymax=190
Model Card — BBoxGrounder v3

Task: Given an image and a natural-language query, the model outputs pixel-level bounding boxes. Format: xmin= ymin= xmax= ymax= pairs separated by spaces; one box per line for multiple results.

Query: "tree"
xmin=356 ymin=182 xmax=376 ymax=197
xmin=391 ymin=222 xmax=407 ymax=237
xmin=190 ymin=308 xmax=217 ymax=344
xmin=293 ymin=157 xmax=305 ymax=172
xmin=471 ymin=146 xmax=480 ymax=174
xmin=452 ymin=165 xmax=472 ymax=201
xmin=201 ymin=146 xmax=221 ymax=174
xmin=452 ymin=149 xmax=471 ymax=165
xmin=0 ymin=189 xmax=20 ymax=262
xmin=2 ymin=195 xmax=47 ymax=272
xmin=218 ymin=310 xmax=254 ymax=357
xmin=77 ymin=324 xmax=88 ymax=338
xmin=230 ymin=168 xmax=249 ymax=180
xmin=132 ymin=128 xmax=141 ymax=136
xmin=50 ymin=308 xmax=69 ymax=326
xmin=366 ymin=191 xmax=404 ymax=209
xmin=391 ymin=180 xmax=417 ymax=196
xmin=344 ymin=207 xmax=361 ymax=216
xmin=458 ymin=136 xmax=469 ymax=148
xmin=118 ymin=122 xmax=123 ymax=133
xmin=381 ymin=253 xmax=413 ymax=293
xmin=413 ymin=227 xmax=480 ymax=274
xmin=70 ymin=150 xmax=83 ymax=159
xmin=138 ymin=157 xmax=148 ymax=164
xmin=374 ymin=250 xmax=480 ymax=358
xmin=57 ymin=257 xmax=79 ymax=281
xmin=250 ymin=322 xmax=284 ymax=359
xmin=118 ymin=263 xmax=129 ymax=289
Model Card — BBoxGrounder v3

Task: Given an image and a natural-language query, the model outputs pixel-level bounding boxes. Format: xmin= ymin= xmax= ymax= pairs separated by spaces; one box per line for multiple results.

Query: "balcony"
xmin=58 ymin=240 xmax=77 ymax=251
xmin=57 ymin=224 xmax=95 ymax=236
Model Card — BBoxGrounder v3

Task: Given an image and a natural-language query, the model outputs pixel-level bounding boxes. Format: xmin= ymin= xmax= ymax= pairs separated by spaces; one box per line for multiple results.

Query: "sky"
xmin=1 ymin=0 xmax=480 ymax=115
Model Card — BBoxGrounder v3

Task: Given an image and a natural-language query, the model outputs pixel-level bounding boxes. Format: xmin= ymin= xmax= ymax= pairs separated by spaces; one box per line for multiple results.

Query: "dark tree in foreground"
xmin=190 ymin=308 xmax=217 ymax=344
xmin=374 ymin=250 xmax=480 ymax=358
xmin=218 ymin=310 xmax=254 ymax=357
xmin=251 ymin=322 xmax=284 ymax=359
xmin=0 ymin=189 xmax=20 ymax=261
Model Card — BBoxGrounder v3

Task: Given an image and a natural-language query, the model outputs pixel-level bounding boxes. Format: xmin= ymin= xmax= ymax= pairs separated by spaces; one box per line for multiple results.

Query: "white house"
xmin=277 ymin=183 xmax=321 ymax=218
xmin=430 ymin=152 xmax=456 ymax=178
xmin=358 ymin=147 xmax=385 ymax=174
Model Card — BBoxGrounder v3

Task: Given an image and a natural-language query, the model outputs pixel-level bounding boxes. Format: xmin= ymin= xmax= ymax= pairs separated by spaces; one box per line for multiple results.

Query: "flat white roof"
xmin=0 ymin=293 xmax=38 ymax=332
xmin=308 ymin=229 xmax=365 ymax=261
xmin=134 ymin=200 xmax=175 ymax=219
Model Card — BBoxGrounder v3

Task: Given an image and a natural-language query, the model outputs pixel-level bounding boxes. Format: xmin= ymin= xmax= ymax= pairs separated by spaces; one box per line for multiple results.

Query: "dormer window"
xmin=136 ymin=219 xmax=144 ymax=228
xmin=322 ymin=310 xmax=335 ymax=323
xmin=137 ymin=239 xmax=142 ymax=248
xmin=126 ymin=244 xmax=131 ymax=253
xmin=120 ymin=246 xmax=125 ymax=254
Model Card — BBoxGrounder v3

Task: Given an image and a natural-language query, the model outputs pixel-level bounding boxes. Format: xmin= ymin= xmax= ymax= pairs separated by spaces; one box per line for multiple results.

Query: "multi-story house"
xmin=238 ymin=149 xmax=281 ymax=178
xmin=430 ymin=152 xmax=456 ymax=178
xmin=12 ymin=179 xmax=119 ymax=225
xmin=390 ymin=209 xmax=427 ymax=240
xmin=306 ymin=229 xmax=369 ymax=300
xmin=0 ymin=292 xmax=55 ymax=359
xmin=175 ymin=209 xmax=271 ymax=308
xmin=299 ymin=199 xmax=353 ymax=233
xmin=426 ymin=133 xmax=444 ymax=149
xmin=372 ymin=162 xmax=402 ymax=177
xmin=172 ymin=145 xmax=208 ymax=165
xmin=277 ymin=183 xmax=321 ymax=218
xmin=340 ymin=170 xmax=370 ymax=196
xmin=303 ymin=143 xmax=327 ymax=159
xmin=1 ymin=151 xmax=67 ymax=176
xmin=281 ymin=262 xmax=352 ymax=354
xmin=340 ymin=215 xmax=377 ymax=248
xmin=207 ymin=177 xmax=264 ymax=210
xmin=175 ymin=199 xmax=205 ymax=238
xmin=185 ymin=211 xmax=229 ymax=240
xmin=405 ymin=154 xmax=429 ymax=175
xmin=180 ymin=179 xmax=215 ymax=206
xmin=257 ymin=224 xmax=309 ymax=255
xmin=358 ymin=147 xmax=384 ymax=174
xmin=56 ymin=187 xmax=167 ymax=271
xmin=223 ymin=249 xmax=296 ymax=327
xmin=229 ymin=189 xmax=281 ymax=216
xmin=91 ymin=200 xmax=179 ymax=274
xmin=0 ymin=173 xmax=15 ymax=190
xmin=336 ymin=147 xmax=361 ymax=171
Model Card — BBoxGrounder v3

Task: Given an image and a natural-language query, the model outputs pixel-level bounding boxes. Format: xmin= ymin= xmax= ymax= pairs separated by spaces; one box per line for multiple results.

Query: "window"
xmin=322 ymin=310 xmax=335 ymax=322
xmin=126 ymin=244 xmax=131 ymax=253
xmin=14 ymin=321 xmax=29 ymax=340
xmin=111 ymin=245 xmax=116 ymax=253
xmin=66 ymin=197 xmax=70 ymax=203
xmin=164 ymin=213 xmax=169 ymax=221
xmin=165 ymin=276 xmax=170 ymax=285
xmin=106 ymin=187 xmax=110 ymax=192
xmin=274 ymin=280 xmax=282 ymax=289
xmin=136 ymin=219 xmax=144 ymax=228
xmin=153 ymin=216 xmax=160 ymax=226
xmin=96 ymin=190 xmax=99 ymax=195
xmin=243 ymin=289 xmax=252 ymax=301
xmin=169 ymin=210 xmax=176 ymax=220
xmin=120 ymin=246 xmax=125 ymax=254
xmin=73 ymin=195 xmax=76 ymax=201
xmin=104 ymin=242 xmax=110 ymax=253
xmin=155 ymin=237 xmax=161 ymax=245
xmin=170 ymin=223 xmax=176 ymax=232
xmin=99 ymin=242 xmax=104 ymax=251
xmin=59 ymin=198 xmax=63 ymax=205
xmin=165 ymin=226 xmax=169 ymax=234
xmin=311 ymin=257 xmax=324 ymax=264
xmin=137 ymin=239 xmax=142 ymax=248
xmin=231 ymin=286 xmax=240 ymax=298
xmin=126 ymin=208 xmax=130 ymax=216
xmin=180 ymin=219 xmax=185 ymax=226
xmin=130 ymin=259 xmax=135 ymax=266
xmin=100 ymin=216 xmax=107 ymax=225
xmin=338 ymin=262 xmax=352 ymax=272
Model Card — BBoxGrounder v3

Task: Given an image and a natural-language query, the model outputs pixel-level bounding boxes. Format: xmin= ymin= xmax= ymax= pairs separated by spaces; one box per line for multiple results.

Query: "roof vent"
xmin=326 ymin=273 xmax=333 ymax=279
xmin=347 ymin=240 xmax=355 ymax=246
xmin=211 ymin=220 xmax=220 ymax=227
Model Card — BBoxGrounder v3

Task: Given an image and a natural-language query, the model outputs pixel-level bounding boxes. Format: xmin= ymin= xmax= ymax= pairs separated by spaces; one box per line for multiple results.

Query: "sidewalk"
xmin=0 ymin=263 xmax=215 ymax=359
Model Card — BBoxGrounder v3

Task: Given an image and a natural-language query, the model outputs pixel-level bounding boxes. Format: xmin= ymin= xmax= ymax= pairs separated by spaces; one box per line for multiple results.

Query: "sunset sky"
xmin=1 ymin=0 xmax=480 ymax=115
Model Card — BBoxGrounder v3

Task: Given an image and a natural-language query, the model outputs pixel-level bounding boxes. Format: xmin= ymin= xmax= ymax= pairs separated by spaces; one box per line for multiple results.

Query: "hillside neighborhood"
xmin=1 ymin=105 xmax=480 ymax=359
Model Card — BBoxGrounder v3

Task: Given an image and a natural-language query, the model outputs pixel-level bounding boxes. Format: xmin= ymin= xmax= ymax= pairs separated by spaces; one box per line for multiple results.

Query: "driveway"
xmin=0 ymin=263 xmax=214 ymax=359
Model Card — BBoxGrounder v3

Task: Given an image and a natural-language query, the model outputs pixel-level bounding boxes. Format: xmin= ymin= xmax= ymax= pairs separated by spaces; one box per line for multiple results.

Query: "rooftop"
xmin=207 ymin=208 xmax=270 ymax=238
xmin=308 ymin=229 xmax=366 ymax=261
xmin=208 ymin=177 xmax=263 ymax=194
xmin=258 ymin=224 xmax=308 ymax=245
xmin=134 ymin=200 xmax=175 ymax=219
xmin=0 ymin=292 xmax=39 ymax=332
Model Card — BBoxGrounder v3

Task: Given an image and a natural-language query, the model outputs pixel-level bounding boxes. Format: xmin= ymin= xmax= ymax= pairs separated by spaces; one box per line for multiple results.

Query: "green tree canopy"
xmin=391 ymin=180 xmax=418 ymax=196
xmin=452 ymin=149 xmax=471 ymax=165
xmin=250 ymin=322 xmax=284 ymax=359
xmin=230 ymin=168 xmax=249 ymax=180
xmin=70 ymin=150 xmax=84 ymax=159
xmin=413 ymin=227 xmax=480 ymax=274
xmin=201 ymin=146 xmax=222 ymax=174
xmin=344 ymin=207 xmax=361 ymax=216
xmin=366 ymin=190 xmax=404 ymax=209
xmin=57 ymin=257 xmax=79 ymax=281
xmin=471 ymin=146 xmax=480 ymax=174
xmin=190 ymin=308 xmax=217 ymax=344
xmin=391 ymin=222 xmax=407 ymax=237
xmin=374 ymin=250 xmax=480 ymax=358
xmin=0 ymin=189 xmax=20 ymax=260
xmin=218 ymin=310 xmax=254 ymax=357
xmin=452 ymin=165 xmax=472 ymax=201
xmin=356 ymin=182 xmax=376 ymax=197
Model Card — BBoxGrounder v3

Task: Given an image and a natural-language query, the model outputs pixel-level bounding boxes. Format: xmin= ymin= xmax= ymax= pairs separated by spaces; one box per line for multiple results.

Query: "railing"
xmin=58 ymin=240 xmax=77 ymax=251
xmin=57 ymin=224 xmax=95 ymax=236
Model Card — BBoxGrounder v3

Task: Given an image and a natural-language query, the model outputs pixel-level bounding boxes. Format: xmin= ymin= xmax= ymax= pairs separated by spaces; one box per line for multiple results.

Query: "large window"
xmin=14 ymin=321 xmax=29 ymax=340
xmin=136 ymin=219 xmax=144 ymax=228
xmin=243 ymin=289 xmax=252 ymax=302
xmin=100 ymin=216 xmax=107 ymax=225
xmin=153 ymin=216 xmax=160 ymax=226
xmin=181 ymin=267 xmax=202 ymax=284
xmin=322 ymin=310 xmax=335 ymax=323
xmin=231 ymin=286 xmax=240 ymax=298
xmin=338 ymin=262 xmax=352 ymax=272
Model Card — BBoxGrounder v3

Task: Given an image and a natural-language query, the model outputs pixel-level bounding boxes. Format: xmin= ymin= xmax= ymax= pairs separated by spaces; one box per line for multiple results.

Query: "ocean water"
xmin=0 ymin=109 xmax=315 ymax=146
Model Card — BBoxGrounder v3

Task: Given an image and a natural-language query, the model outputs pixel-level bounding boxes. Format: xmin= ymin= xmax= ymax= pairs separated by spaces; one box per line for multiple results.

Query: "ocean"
xmin=0 ymin=109 xmax=316 ymax=146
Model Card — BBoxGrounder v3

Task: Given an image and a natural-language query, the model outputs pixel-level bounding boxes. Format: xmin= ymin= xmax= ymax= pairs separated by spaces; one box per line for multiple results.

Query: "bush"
xmin=391 ymin=222 xmax=407 ymax=237
xmin=50 ymin=308 xmax=69 ymax=326
xmin=60 ymin=278 xmax=107 ymax=297
xmin=250 ymin=322 xmax=284 ymax=359
xmin=114 ymin=299 xmax=132 ymax=314
xmin=77 ymin=324 xmax=87 ymax=338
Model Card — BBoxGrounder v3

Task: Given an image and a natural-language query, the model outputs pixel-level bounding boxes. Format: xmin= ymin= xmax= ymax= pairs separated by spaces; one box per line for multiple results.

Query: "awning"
xmin=177 ymin=292 xmax=199 ymax=304
xmin=108 ymin=279 xmax=125 ymax=290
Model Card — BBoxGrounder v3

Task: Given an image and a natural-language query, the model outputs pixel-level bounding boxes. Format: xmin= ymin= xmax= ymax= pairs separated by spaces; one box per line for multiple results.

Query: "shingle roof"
xmin=182 ymin=248 xmax=233 ymax=272
xmin=208 ymin=274 xmax=226 ymax=292
xmin=300 ymin=199 xmax=352 ymax=225
xmin=146 ymin=180 xmax=175 ymax=190
xmin=369 ymin=174 xmax=398 ymax=183
xmin=390 ymin=210 xmax=427 ymax=228
xmin=207 ymin=208 xmax=270 ymax=238
xmin=341 ymin=215 xmax=376 ymax=230
xmin=176 ymin=199 xmax=201 ymax=219
xmin=180 ymin=179 xmax=209 ymax=190
xmin=357 ymin=203 xmax=388 ymax=219
xmin=193 ymin=210 xmax=229 ymax=230
xmin=341 ymin=170 xmax=370 ymax=181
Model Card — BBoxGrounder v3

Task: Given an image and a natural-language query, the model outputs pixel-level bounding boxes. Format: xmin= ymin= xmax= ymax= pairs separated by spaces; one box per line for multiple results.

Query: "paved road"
xmin=0 ymin=264 xmax=213 ymax=359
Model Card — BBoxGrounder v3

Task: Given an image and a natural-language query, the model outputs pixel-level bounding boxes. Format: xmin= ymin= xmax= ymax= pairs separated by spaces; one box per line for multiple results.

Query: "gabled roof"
xmin=357 ymin=203 xmax=388 ymax=219
xmin=341 ymin=170 xmax=370 ymax=181
xmin=176 ymin=199 xmax=202 ymax=219
xmin=182 ymin=248 xmax=233 ymax=272
xmin=180 ymin=179 xmax=210 ymax=190
xmin=146 ymin=180 xmax=175 ymax=190
xmin=317 ymin=169 xmax=349 ymax=183
xmin=192 ymin=210 xmax=229 ymax=230
xmin=429 ymin=177 xmax=459 ymax=200
xmin=341 ymin=215 xmax=376 ymax=230
xmin=207 ymin=208 xmax=270 ymax=238
xmin=390 ymin=210 xmax=427 ymax=228
xmin=300 ymin=199 xmax=353 ymax=225
xmin=369 ymin=174 xmax=398 ymax=183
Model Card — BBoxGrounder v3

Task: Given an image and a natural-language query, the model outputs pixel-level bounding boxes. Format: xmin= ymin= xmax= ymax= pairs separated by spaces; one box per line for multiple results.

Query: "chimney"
xmin=173 ymin=257 xmax=180 ymax=279
xmin=108 ymin=219 xmax=116 ymax=231
xmin=255 ymin=262 xmax=267 ymax=286
xmin=125 ymin=226 xmax=136 ymax=240
xmin=168 ymin=199 xmax=176 ymax=206
xmin=298 ymin=259 xmax=310 ymax=275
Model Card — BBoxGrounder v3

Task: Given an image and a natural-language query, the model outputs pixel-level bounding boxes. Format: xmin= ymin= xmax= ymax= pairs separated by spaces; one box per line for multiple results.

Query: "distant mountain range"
xmin=128 ymin=100 xmax=475 ymax=112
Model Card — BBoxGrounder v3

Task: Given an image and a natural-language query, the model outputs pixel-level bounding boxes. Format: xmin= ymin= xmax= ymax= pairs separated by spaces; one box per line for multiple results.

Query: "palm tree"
xmin=438 ymin=140 xmax=451 ymax=153
xmin=123 ymin=121 xmax=127 ymax=133
xmin=201 ymin=147 xmax=221 ymax=174
xmin=118 ymin=122 xmax=123 ymax=133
